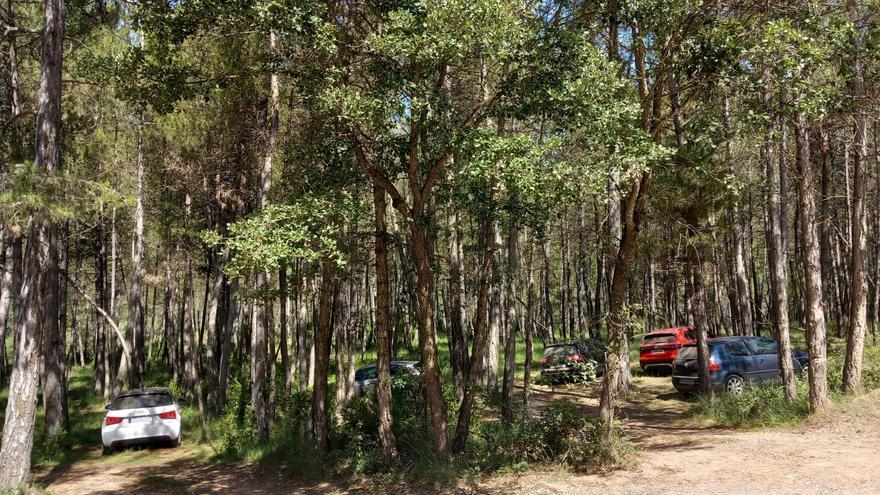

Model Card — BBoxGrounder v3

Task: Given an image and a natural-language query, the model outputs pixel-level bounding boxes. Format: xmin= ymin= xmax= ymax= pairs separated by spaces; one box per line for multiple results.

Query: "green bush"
xmin=694 ymin=381 xmax=810 ymax=428
xmin=538 ymin=359 xmax=599 ymax=387
xmin=475 ymin=400 xmax=602 ymax=471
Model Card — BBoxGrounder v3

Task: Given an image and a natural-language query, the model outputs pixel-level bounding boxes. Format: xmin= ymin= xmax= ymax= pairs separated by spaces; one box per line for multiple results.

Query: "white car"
xmin=101 ymin=387 xmax=182 ymax=454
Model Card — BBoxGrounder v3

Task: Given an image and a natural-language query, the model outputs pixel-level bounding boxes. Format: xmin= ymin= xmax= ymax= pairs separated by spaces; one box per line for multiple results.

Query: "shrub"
xmin=476 ymin=400 xmax=602 ymax=471
xmin=538 ymin=359 xmax=599 ymax=387
xmin=694 ymin=381 xmax=810 ymax=428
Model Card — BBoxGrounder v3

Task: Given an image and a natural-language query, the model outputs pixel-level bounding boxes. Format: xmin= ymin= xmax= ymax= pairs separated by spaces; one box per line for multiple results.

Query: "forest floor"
xmin=33 ymin=375 xmax=880 ymax=495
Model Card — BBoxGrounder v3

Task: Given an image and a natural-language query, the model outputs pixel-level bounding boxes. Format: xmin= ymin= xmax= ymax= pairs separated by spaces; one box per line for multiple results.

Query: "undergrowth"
xmin=693 ymin=343 xmax=880 ymax=428
xmin=201 ymin=365 xmax=627 ymax=483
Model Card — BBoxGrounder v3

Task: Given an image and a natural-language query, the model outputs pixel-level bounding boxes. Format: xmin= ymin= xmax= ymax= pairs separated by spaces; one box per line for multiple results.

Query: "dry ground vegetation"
xmin=28 ymin=340 xmax=880 ymax=495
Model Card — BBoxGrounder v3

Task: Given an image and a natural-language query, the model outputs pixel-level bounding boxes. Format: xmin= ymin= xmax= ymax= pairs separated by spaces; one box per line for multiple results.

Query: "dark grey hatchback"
xmin=672 ymin=336 xmax=809 ymax=396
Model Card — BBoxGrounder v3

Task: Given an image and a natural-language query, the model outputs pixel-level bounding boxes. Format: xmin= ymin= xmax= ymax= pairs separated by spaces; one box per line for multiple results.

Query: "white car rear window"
xmin=111 ymin=393 xmax=174 ymax=410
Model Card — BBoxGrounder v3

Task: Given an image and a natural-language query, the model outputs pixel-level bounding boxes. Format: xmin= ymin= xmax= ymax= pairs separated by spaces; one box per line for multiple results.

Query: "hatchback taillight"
xmin=158 ymin=410 xmax=177 ymax=420
xmin=709 ymin=358 xmax=721 ymax=372
xmin=540 ymin=356 xmax=549 ymax=366
xmin=567 ymin=354 xmax=582 ymax=362
xmin=105 ymin=416 xmax=123 ymax=426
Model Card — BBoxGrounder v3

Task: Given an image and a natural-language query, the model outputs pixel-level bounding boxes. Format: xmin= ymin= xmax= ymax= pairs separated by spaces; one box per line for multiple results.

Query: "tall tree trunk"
xmin=0 ymin=228 xmax=19 ymax=385
xmin=872 ymin=120 xmax=880 ymax=345
xmin=794 ymin=114 xmax=831 ymax=413
xmin=205 ymin=254 xmax=224 ymax=413
xmin=501 ymin=222 xmax=519 ymax=421
xmin=333 ymin=279 xmax=349 ymax=419
xmin=373 ymin=186 xmax=398 ymax=459
xmin=250 ymin=28 xmax=280 ymax=443
xmin=297 ymin=273 xmax=309 ymax=390
xmin=409 ymin=218 xmax=449 ymax=456
xmin=523 ymin=230 xmax=535 ymax=410
xmin=309 ymin=261 xmax=335 ymax=452
xmin=843 ymin=0 xmax=869 ymax=393
xmin=542 ymin=237 xmax=554 ymax=342
xmin=43 ymin=223 xmax=67 ymax=437
xmin=126 ymin=120 xmax=146 ymax=389
xmin=765 ymin=83 xmax=797 ymax=400
xmin=452 ymin=217 xmax=496 ymax=452
xmin=486 ymin=221 xmax=502 ymax=395
xmin=724 ymin=95 xmax=753 ymax=336
xmin=219 ymin=276 xmax=237 ymax=408
xmin=0 ymin=0 xmax=63 ymax=485
xmin=684 ymin=215 xmax=711 ymax=395
xmin=598 ymin=171 xmax=649 ymax=458
xmin=280 ymin=265 xmax=291 ymax=395
xmin=447 ymin=207 xmax=468 ymax=396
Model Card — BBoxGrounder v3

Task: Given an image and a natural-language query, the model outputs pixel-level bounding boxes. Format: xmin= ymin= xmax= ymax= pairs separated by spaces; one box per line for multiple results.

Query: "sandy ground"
xmin=35 ymin=377 xmax=880 ymax=494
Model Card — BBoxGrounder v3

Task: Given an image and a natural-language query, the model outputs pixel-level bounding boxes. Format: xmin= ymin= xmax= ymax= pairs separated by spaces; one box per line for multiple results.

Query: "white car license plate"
xmin=129 ymin=417 xmax=152 ymax=424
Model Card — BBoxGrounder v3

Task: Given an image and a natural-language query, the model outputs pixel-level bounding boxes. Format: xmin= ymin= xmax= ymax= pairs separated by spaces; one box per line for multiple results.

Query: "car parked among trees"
xmin=639 ymin=326 xmax=697 ymax=373
xmin=101 ymin=388 xmax=183 ymax=454
xmin=672 ymin=337 xmax=809 ymax=396
xmin=539 ymin=339 xmax=606 ymax=384
xmin=352 ymin=361 xmax=421 ymax=397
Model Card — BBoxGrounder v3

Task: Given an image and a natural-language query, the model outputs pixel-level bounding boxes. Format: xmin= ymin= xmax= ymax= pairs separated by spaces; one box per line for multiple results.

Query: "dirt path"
xmin=36 ymin=378 xmax=880 ymax=494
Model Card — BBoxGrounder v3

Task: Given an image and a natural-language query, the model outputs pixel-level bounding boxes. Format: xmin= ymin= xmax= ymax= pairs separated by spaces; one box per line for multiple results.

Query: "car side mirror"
xmin=176 ymin=399 xmax=186 ymax=407
xmin=104 ymin=404 xmax=112 ymax=410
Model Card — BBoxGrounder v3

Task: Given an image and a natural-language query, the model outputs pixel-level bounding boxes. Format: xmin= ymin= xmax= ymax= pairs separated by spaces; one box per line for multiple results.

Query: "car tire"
xmin=101 ymin=445 xmax=112 ymax=456
xmin=724 ymin=374 xmax=745 ymax=396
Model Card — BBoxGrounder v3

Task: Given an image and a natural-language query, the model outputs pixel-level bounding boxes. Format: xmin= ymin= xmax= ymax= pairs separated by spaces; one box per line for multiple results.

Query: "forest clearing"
xmin=3 ymin=0 xmax=880 ymax=493
xmin=26 ymin=371 xmax=880 ymax=494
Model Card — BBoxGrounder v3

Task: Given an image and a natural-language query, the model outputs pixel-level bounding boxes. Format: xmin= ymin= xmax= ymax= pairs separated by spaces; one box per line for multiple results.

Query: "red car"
xmin=639 ymin=326 xmax=697 ymax=372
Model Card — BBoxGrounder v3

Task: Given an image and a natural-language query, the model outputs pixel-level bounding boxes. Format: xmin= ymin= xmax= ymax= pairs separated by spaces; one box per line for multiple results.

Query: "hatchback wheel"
xmin=725 ymin=374 xmax=745 ymax=395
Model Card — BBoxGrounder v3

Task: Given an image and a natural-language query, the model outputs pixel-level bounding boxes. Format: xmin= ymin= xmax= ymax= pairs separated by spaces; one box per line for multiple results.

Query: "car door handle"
xmin=758 ymin=359 xmax=765 ymax=364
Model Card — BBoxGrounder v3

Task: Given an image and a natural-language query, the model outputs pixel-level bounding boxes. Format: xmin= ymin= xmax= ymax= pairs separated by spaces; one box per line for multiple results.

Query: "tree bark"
xmin=126 ymin=120 xmax=146 ymax=389
xmin=522 ymin=229 xmax=535 ymax=410
xmin=501 ymin=222 xmax=519 ymax=421
xmin=0 ymin=0 xmax=63 ymax=485
xmin=452 ymin=217 xmax=496 ymax=452
xmin=0 ymin=228 xmax=20 ymax=386
xmin=43 ymin=223 xmax=67 ymax=437
xmin=684 ymin=216 xmax=711 ymax=396
xmin=486 ymin=221 xmax=502 ymax=394
xmin=447 ymin=207 xmax=468 ymax=396
xmin=309 ymin=261 xmax=335 ymax=452
xmin=598 ymin=169 xmax=649 ymax=458
xmin=843 ymin=0 xmax=869 ymax=393
xmin=724 ymin=95 xmax=753 ymax=336
xmin=794 ymin=113 xmax=831 ymax=413
xmin=765 ymin=82 xmax=797 ymax=400
xmin=373 ymin=185 xmax=398 ymax=459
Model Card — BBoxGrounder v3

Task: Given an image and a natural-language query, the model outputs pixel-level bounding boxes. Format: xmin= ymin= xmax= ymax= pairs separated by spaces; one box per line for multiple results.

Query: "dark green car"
xmin=539 ymin=339 xmax=606 ymax=383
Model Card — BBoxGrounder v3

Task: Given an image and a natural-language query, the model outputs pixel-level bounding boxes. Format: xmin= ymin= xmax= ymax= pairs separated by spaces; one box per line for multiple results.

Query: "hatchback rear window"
xmin=676 ymin=344 xmax=714 ymax=362
xmin=643 ymin=334 xmax=675 ymax=344
xmin=111 ymin=393 xmax=173 ymax=410
xmin=543 ymin=345 xmax=577 ymax=357
xmin=355 ymin=367 xmax=377 ymax=381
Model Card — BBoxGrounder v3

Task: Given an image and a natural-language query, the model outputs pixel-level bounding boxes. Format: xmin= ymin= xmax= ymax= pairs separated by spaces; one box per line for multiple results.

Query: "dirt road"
xmin=36 ymin=378 xmax=880 ymax=494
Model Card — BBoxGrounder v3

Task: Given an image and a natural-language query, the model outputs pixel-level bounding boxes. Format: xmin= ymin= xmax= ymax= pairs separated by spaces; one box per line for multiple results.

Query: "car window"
xmin=746 ymin=338 xmax=778 ymax=355
xmin=355 ymin=367 xmax=378 ymax=381
xmin=111 ymin=393 xmax=174 ymax=410
xmin=543 ymin=345 xmax=577 ymax=357
xmin=684 ymin=329 xmax=696 ymax=340
xmin=677 ymin=345 xmax=697 ymax=361
xmin=643 ymin=334 xmax=675 ymax=344
xmin=724 ymin=341 xmax=751 ymax=356
xmin=676 ymin=343 xmax=715 ymax=362
xmin=581 ymin=340 xmax=605 ymax=357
